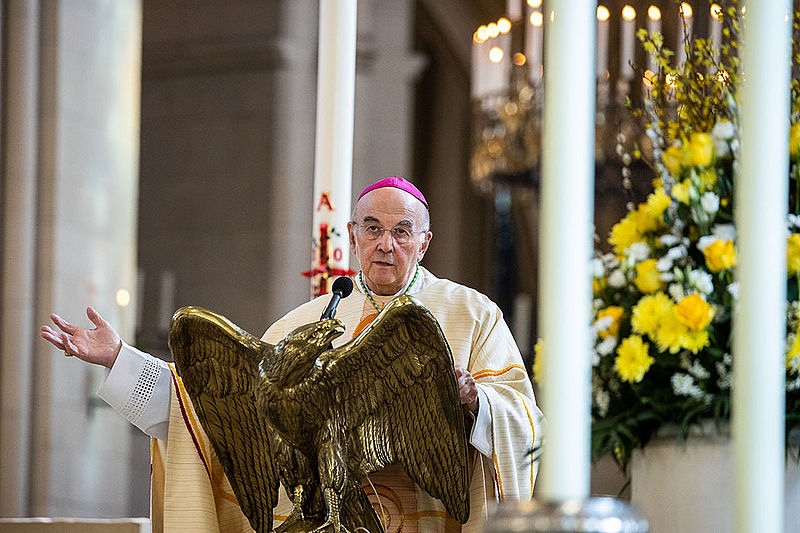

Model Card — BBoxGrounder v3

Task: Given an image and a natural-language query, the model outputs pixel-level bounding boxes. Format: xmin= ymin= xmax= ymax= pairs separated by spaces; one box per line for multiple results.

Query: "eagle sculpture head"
xmin=262 ymin=318 xmax=345 ymax=388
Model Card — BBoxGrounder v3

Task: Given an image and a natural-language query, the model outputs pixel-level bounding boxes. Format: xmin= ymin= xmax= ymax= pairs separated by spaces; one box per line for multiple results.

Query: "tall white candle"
xmin=709 ymin=3 xmax=723 ymax=54
xmin=507 ymin=0 xmax=522 ymax=21
xmin=734 ymin=3 xmax=791 ymax=532
xmin=311 ymin=0 xmax=357 ymax=295
xmin=526 ymin=10 xmax=544 ymax=83
xmin=471 ymin=29 xmax=485 ymax=99
xmin=485 ymin=23 xmax=511 ymax=95
xmin=596 ymin=6 xmax=610 ymax=80
xmin=620 ymin=5 xmax=636 ymax=80
xmin=646 ymin=5 xmax=662 ymax=73
xmin=676 ymin=2 xmax=694 ymax=66
xmin=539 ymin=0 xmax=595 ymax=501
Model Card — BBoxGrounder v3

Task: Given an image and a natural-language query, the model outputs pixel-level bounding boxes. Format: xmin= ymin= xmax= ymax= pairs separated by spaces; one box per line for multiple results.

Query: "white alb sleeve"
xmin=468 ymin=388 xmax=492 ymax=457
xmin=96 ymin=342 xmax=172 ymax=440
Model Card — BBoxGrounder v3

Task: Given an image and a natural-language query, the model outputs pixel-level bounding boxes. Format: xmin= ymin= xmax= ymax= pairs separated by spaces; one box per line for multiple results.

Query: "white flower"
xmin=688 ymin=269 xmax=714 ymax=294
xmin=660 ymin=234 xmax=681 ymax=247
xmin=657 ymin=256 xmax=674 ymax=272
xmin=593 ymin=298 xmax=605 ymax=311
xmin=596 ymin=336 xmax=618 ymax=356
xmin=608 ymin=269 xmax=626 ymax=288
xmin=668 ymin=283 xmax=685 ymax=300
xmin=671 ymin=373 xmax=706 ymax=398
xmin=711 ymin=120 xmax=735 ymax=158
xmin=700 ymin=192 xmax=720 ymax=216
xmin=687 ymin=360 xmax=711 ymax=380
xmin=594 ymin=316 xmax=614 ymax=333
xmin=594 ymin=389 xmax=611 ymax=417
xmin=711 ymin=120 xmax=735 ymax=140
xmin=727 ymin=281 xmax=740 ymax=300
xmin=667 ymin=245 xmax=688 ymax=260
xmin=602 ymin=253 xmax=620 ymax=269
xmin=698 ymin=224 xmax=736 ymax=252
xmin=628 ymin=242 xmax=651 ymax=261
xmin=591 ymin=258 xmax=605 ymax=278
xmin=788 ymin=214 xmax=800 ymax=231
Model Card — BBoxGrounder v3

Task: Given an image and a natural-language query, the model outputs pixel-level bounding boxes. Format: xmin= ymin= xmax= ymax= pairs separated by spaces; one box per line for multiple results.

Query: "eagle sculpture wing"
xmin=169 ymin=306 xmax=280 ymax=533
xmin=307 ymin=295 xmax=470 ymax=523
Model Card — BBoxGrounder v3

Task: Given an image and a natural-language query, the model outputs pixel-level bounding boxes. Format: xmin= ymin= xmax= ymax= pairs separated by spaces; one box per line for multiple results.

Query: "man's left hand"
xmin=455 ymin=365 xmax=478 ymax=413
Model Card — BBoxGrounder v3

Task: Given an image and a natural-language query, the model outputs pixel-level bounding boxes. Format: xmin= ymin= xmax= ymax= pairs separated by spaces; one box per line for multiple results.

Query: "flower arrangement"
xmin=583 ymin=0 xmax=800 ymax=469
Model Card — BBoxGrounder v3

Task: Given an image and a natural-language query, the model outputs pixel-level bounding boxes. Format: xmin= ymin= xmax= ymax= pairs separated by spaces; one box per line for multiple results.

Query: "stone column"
xmin=0 ymin=0 xmax=40 ymax=517
xmin=29 ymin=0 xmax=142 ymax=516
xmin=267 ymin=0 xmax=319 ymax=313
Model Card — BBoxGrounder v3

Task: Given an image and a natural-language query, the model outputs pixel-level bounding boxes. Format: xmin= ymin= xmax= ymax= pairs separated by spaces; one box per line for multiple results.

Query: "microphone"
xmin=320 ymin=277 xmax=354 ymax=320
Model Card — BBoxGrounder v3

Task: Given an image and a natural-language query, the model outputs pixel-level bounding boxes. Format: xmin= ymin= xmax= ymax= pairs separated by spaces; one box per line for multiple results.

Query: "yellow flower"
xmin=704 ymin=239 xmax=737 ymax=272
xmin=674 ymin=294 xmax=715 ymax=330
xmin=654 ymin=311 xmax=690 ymax=354
xmin=634 ymin=259 xmax=665 ymax=294
xmin=634 ymin=187 xmax=672 ymax=232
xmin=671 ymin=179 xmax=692 ymax=204
xmin=662 ymin=145 xmax=685 ymax=174
xmin=788 ymin=233 xmax=800 ymax=274
xmin=686 ymin=132 xmax=714 ymax=167
xmin=596 ymin=306 xmax=624 ymax=338
xmin=682 ymin=329 xmax=710 ymax=353
xmin=791 ymin=123 xmax=800 ymax=157
xmin=615 ymin=335 xmax=655 ymax=383
xmin=533 ymin=339 xmax=544 ymax=383
xmin=632 ymin=292 xmax=673 ymax=338
xmin=698 ymin=169 xmax=718 ymax=191
xmin=609 ymin=216 xmax=642 ymax=254
xmin=593 ymin=277 xmax=607 ymax=295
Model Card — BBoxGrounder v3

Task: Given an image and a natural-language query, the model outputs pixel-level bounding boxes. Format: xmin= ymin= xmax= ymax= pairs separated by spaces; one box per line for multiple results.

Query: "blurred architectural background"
xmin=0 ymin=0 xmax=701 ymax=520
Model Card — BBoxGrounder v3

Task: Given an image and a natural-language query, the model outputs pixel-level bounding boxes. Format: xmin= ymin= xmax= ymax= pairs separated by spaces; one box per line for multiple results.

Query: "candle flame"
xmin=622 ymin=5 xmax=636 ymax=21
xmin=487 ymin=22 xmax=500 ymax=38
xmin=527 ymin=0 xmax=542 ymax=7
xmin=497 ymin=17 xmax=512 ymax=33
xmin=679 ymin=2 xmax=693 ymax=18
xmin=710 ymin=3 xmax=722 ymax=20
xmin=489 ymin=46 xmax=504 ymax=63
xmin=597 ymin=6 xmax=610 ymax=22
xmin=530 ymin=11 xmax=543 ymax=27
xmin=116 ymin=289 xmax=131 ymax=307
xmin=666 ymin=73 xmax=678 ymax=89
xmin=648 ymin=6 xmax=661 ymax=21
xmin=476 ymin=25 xmax=489 ymax=41
xmin=513 ymin=52 xmax=527 ymax=66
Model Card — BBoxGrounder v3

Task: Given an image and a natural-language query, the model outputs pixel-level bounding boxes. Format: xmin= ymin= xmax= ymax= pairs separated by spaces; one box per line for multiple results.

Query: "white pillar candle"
xmin=596 ymin=6 xmax=610 ymax=81
xmin=620 ymin=5 xmax=636 ymax=80
xmin=507 ymin=0 xmax=522 ymax=21
xmin=526 ymin=9 xmax=544 ymax=83
xmin=709 ymin=3 xmax=723 ymax=54
xmin=733 ymin=3 xmax=792 ymax=533
xmin=676 ymin=2 xmax=694 ymax=66
xmin=485 ymin=25 xmax=511 ymax=95
xmin=311 ymin=0 xmax=357 ymax=295
xmin=471 ymin=29 xmax=485 ymax=99
xmin=646 ymin=5 xmax=662 ymax=73
xmin=539 ymin=0 xmax=595 ymax=501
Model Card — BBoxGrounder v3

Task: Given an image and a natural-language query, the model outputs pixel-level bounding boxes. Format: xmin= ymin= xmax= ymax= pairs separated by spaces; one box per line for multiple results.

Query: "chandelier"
xmin=469 ymin=1 xmax=725 ymax=195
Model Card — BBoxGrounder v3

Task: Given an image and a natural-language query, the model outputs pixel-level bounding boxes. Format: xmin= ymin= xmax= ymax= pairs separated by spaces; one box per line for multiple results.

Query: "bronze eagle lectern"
xmin=168 ymin=295 xmax=469 ymax=533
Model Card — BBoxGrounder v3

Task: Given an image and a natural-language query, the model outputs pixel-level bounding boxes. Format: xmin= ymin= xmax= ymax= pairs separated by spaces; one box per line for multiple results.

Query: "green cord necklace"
xmin=358 ymin=264 xmax=420 ymax=313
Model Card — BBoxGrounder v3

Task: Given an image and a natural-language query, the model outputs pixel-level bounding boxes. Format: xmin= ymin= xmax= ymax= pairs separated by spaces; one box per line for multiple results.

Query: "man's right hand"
xmin=40 ymin=307 xmax=122 ymax=369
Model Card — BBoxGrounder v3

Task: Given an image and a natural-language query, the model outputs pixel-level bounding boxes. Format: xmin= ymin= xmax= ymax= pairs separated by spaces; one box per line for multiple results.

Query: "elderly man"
xmin=41 ymin=177 xmax=543 ymax=533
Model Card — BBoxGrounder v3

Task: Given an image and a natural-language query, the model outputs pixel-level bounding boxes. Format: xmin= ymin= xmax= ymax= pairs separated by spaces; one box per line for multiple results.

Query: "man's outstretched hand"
xmin=40 ymin=307 xmax=122 ymax=369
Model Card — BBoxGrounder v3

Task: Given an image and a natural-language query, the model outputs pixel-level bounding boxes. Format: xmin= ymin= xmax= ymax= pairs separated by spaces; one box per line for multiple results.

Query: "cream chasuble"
xmin=150 ymin=267 xmax=542 ymax=532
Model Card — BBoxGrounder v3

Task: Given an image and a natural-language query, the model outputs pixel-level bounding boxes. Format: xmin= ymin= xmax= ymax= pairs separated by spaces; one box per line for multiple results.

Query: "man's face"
xmin=348 ymin=188 xmax=432 ymax=296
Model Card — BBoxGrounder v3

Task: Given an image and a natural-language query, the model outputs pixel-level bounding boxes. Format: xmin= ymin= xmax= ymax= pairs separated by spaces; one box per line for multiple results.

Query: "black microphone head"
xmin=332 ymin=276 xmax=354 ymax=298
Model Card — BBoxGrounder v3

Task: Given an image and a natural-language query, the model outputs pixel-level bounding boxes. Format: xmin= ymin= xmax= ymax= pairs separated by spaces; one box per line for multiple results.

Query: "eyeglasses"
xmin=355 ymin=223 xmax=427 ymax=244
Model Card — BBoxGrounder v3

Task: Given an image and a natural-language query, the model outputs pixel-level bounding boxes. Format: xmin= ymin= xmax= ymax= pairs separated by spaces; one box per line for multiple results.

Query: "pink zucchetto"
xmin=357 ymin=177 xmax=428 ymax=209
